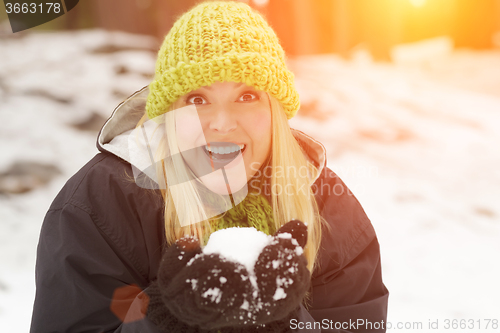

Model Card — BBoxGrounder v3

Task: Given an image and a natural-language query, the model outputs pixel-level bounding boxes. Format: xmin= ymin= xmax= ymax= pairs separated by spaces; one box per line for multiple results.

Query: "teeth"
xmin=204 ymin=144 xmax=245 ymax=154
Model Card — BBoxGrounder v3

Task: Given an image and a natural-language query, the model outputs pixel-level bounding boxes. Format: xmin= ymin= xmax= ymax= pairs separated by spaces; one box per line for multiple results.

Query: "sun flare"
xmin=409 ymin=0 xmax=427 ymax=7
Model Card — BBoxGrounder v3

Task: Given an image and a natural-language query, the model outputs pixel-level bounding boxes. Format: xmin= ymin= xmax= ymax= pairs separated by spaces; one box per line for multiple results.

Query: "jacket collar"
xmin=97 ymin=86 xmax=327 ymax=184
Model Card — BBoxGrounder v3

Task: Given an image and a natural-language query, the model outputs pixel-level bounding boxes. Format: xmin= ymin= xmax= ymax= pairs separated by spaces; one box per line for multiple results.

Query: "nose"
xmin=208 ymin=108 xmax=237 ymax=134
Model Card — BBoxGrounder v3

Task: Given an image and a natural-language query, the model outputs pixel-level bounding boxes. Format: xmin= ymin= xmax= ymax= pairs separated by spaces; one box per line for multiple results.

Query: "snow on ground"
xmin=288 ymin=51 xmax=500 ymax=331
xmin=1 ymin=30 xmax=499 ymax=332
xmin=0 ymin=30 xmax=158 ymax=330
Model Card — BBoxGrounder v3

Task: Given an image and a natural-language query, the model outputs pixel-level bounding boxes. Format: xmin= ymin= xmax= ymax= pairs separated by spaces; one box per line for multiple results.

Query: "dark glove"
xmin=147 ymin=220 xmax=310 ymax=332
xmin=145 ymin=236 xmax=217 ymax=332
xmin=146 ymin=235 xmax=253 ymax=331
xmin=253 ymin=219 xmax=310 ymax=324
xmin=218 ymin=220 xmax=310 ymax=333
xmin=146 ymin=281 xmax=214 ymax=333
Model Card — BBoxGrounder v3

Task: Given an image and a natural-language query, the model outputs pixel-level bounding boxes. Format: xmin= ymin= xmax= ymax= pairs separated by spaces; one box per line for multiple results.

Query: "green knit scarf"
xmin=205 ymin=191 xmax=276 ymax=244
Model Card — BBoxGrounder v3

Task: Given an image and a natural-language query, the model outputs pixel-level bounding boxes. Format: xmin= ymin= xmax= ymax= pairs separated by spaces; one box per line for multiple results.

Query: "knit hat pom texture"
xmin=146 ymin=1 xmax=300 ymax=120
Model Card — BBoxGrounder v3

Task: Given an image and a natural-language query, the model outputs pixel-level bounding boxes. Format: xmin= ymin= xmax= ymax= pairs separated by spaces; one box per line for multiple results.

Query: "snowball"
xmin=203 ymin=227 xmax=272 ymax=276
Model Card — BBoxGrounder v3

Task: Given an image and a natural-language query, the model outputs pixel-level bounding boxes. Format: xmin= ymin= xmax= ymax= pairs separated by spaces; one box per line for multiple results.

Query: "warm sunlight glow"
xmin=409 ymin=0 xmax=427 ymax=7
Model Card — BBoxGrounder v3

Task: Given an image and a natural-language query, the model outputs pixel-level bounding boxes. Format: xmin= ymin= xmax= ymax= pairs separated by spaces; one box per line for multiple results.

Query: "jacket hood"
xmin=97 ymin=86 xmax=327 ymax=185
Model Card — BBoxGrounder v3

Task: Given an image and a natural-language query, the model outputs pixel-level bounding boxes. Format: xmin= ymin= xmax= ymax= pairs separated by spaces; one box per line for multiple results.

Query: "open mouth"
xmin=203 ymin=142 xmax=246 ymax=162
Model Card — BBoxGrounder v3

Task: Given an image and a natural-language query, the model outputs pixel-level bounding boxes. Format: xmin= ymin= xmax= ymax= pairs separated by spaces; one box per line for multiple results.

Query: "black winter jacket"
xmin=30 ymin=87 xmax=389 ymax=332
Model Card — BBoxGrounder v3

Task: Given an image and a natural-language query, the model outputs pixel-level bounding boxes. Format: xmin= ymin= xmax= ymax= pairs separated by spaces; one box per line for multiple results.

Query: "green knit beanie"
xmin=146 ymin=1 xmax=300 ymax=120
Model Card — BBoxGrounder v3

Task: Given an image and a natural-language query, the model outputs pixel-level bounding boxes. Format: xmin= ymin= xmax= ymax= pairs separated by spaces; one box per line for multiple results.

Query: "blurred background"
xmin=4 ymin=0 xmax=500 ymax=58
xmin=1 ymin=0 xmax=500 ymax=331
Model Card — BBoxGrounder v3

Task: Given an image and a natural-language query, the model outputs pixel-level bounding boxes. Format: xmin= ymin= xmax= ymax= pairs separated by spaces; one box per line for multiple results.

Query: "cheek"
xmin=174 ymin=106 xmax=206 ymax=148
xmin=253 ymin=115 xmax=271 ymax=138
xmin=247 ymin=110 xmax=272 ymax=155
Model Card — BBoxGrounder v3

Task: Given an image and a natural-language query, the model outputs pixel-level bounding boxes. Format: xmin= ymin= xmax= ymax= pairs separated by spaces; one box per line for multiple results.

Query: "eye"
xmin=186 ymin=94 xmax=208 ymax=105
xmin=238 ymin=92 xmax=259 ymax=102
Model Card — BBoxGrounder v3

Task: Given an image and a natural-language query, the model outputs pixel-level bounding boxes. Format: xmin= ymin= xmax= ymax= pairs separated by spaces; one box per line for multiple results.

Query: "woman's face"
xmin=174 ymin=81 xmax=272 ymax=194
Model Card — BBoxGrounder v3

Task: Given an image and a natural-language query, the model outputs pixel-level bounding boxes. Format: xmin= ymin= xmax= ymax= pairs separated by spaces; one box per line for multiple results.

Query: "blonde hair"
xmin=137 ymin=94 xmax=323 ymax=272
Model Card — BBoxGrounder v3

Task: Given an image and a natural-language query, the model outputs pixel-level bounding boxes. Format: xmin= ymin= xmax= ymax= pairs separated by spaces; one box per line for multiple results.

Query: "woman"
xmin=30 ymin=1 xmax=388 ymax=332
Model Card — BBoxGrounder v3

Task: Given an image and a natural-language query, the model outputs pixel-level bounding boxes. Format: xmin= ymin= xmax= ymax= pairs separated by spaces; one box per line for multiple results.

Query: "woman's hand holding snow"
xmin=146 ymin=234 xmax=256 ymax=331
xmin=146 ymin=220 xmax=310 ymax=332
xmin=157 ymin=238 xmax=255 ymax=330
xmin=252 ymin=219 xmax=310 ymax=325
xmin=145 ymin=236 xmax=216 ymax=332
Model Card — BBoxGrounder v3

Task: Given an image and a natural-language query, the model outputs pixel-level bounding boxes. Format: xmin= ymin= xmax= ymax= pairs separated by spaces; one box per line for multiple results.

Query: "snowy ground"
xmin=1 ymin=30 xmax=499 ymax=332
